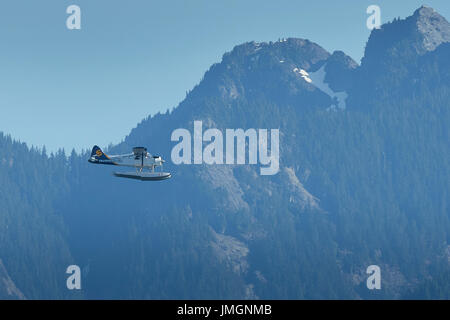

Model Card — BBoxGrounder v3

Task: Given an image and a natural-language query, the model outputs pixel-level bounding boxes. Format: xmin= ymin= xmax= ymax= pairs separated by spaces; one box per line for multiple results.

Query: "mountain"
xmin=351 ymin=5 xmax=450 ymax=105
xmin=364 ymin=6 xmax=450 ymax=59
xmin=0 ymin=7 xmax=449 ymax=299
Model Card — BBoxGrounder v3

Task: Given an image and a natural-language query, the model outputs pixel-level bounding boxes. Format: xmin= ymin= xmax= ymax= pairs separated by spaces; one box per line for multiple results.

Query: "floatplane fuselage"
xmin=88 ymin=146 xmax=171 ymax=181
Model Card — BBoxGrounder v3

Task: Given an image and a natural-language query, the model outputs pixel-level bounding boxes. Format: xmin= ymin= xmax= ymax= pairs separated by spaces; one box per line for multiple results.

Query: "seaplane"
xmin=88 ymin=145 xmax=171 ymax=181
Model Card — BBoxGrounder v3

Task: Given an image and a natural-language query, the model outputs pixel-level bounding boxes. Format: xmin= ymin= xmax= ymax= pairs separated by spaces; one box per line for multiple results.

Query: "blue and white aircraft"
xmin=88 ymin=146 xmax=171 ymax=181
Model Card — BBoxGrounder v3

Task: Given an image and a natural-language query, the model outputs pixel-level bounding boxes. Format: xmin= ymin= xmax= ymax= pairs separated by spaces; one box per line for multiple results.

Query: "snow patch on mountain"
xmin=308 ymin=64 xmax=348 ymax=109
xmin=293 ymin=68 xmax=312 ymax=83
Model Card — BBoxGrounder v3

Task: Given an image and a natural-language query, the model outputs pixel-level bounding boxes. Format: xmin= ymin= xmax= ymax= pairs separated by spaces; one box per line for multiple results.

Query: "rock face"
xmin=0 ymin=259 xmax=25 ymax=300
xmin=348 ymin=5 xmax=450 ymax=108
xmin=363 ymin=5 xmax=450 ymax=64
xmin=209 ymin=228 xmax=249 ymax=276
xmin=324 ymin=51 xmax=358 ymax=93
xmin=413 ymin=6 xmax=450 ymax=53
xmin=197 ymin=165 xmax=249 ymax=213
xmin=282 ymin=167 xmax=320 ymax=211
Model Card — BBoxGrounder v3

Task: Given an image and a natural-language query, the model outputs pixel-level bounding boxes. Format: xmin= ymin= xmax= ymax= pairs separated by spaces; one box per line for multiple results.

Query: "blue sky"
xmin=0 ymin=0 xmax=449 ymax=153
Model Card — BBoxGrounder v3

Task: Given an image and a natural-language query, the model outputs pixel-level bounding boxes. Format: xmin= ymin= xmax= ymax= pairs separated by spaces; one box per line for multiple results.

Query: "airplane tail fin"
xmin=90 ymin=145 xmax=110 ymax=160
